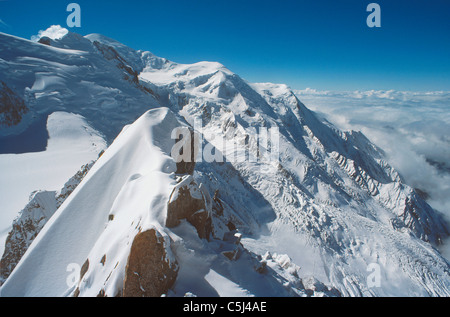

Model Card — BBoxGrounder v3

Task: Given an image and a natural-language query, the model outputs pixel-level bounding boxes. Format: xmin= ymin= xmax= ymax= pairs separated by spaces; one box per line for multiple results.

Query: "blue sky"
xmin=0 ymin=0 xmax=449 ymax=91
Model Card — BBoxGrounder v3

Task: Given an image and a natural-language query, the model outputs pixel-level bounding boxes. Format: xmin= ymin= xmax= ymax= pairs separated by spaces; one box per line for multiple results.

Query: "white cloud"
xmin=31 ymin=25 xmax=69 ymax=42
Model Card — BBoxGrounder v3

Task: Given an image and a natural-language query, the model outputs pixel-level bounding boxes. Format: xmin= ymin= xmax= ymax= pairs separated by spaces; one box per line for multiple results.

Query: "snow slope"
xmin=0 ymin=28 xmax=449 ymax=297
xmin=294 ymin=88 xmax=450 ymax=215
xmin=138 ymin=61 xmax=450 ymax=296
xmin=1 ymin=108 xmax=180 ymax=296
xmin=0 ymin=31 xmax=159 ymax=143
xmin=0 ymin=112 xmax=106 ymax=256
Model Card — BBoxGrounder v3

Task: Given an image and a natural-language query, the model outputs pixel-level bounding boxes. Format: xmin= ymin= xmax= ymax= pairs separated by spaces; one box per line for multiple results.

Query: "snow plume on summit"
xmin=0 ymin=30 xmax=449 ymax=297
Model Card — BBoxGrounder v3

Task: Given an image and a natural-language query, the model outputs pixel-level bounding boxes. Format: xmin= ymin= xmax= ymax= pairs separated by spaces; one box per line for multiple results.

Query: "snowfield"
xmin=0 ymin=111 xmax=106 ymax=256
xmin=1 ymin=108 xmax=181 ymax=296
xmin=0 ymin=27 xmax=449 ymax=297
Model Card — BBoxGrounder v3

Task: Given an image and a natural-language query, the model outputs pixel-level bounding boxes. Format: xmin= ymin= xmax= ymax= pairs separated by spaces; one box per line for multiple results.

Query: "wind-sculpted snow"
xmin=0 ymin=31 xmax=159 ymax=144
xmin=136 ymin=52 xmax=449 ymax=295
xmin=0 ymin=28 xmax=449 ymax=296
xmin=1 ymin=108 xmax=182 ymax=296
xmin=0 ymin=162 xmax=94 ymax=285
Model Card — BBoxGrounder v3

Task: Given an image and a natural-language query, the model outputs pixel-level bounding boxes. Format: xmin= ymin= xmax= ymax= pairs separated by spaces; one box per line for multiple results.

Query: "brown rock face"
xmin=38 ymin=36 xmax=51 ymax=46
xmin=92 ymin=41 xmax=157 ymax=97
xmin=0 ymin=163 xmax=94 ymax=286
xmin=166 ymin=177 xmax=212 ymax=240
xmin=172 ymin=128 xmax=198 ymax=175
xmin=0 ymin=81 xmax=28 ymax=128
xmin=123 ymin=229 xmax=178 ymax=297
xmin=0 ymin=191 xmax=57 ymax=285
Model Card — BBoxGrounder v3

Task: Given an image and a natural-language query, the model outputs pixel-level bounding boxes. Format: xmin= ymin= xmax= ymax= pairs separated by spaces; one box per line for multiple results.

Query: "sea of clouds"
xmin=295 ymin=88 xmax=450 ymax=222
xmin=295 ymin=88 xmax=450 ymax=259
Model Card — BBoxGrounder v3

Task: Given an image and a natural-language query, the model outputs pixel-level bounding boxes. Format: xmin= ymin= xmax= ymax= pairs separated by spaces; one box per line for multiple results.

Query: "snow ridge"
xmin=0 ymin=28 xmax=448 ymax=297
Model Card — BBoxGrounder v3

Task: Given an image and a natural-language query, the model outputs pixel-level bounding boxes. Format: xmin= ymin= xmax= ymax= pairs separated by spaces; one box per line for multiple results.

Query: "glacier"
xmin=0 ymin=27 xmax=449 ymax=297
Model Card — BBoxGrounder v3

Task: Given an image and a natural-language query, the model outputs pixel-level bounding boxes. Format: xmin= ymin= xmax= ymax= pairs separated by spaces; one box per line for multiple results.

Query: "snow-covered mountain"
xmin=0 ymin=27 xmax=449 ymax=297
xmin=0 ymin=161 xmax=94 ymax=284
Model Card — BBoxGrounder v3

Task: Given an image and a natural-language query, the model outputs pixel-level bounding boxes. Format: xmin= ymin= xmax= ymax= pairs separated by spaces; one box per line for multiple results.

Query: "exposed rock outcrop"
xmin=0 ymin=81 xmax=28 ymax=128
xmin=166 ymin=175 xmax=212 ymax=240
xmin=331 ymin=150 xmax=449 ymax=245
xmin=172 ymin=127 xmax=198 ymax=175
xmin=123 ymin=229 xmax=178 ymax=297
xmin=92 ymin=40 xmax=157 ymax=97
xmin=0 ymin=190 xmax=57 ymax=285
xmin=38 ymin=36 xmax=51 ymax=46
xmin=0 ymin=162 xmax=94 ymax=285
xmin=56 ymin=162 xmax=94 ymax=208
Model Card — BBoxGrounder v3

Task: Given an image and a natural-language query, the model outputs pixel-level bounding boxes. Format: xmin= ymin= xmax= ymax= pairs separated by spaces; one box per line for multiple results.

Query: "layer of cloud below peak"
xmin=295 ymin=88 xmax=450 ymax=216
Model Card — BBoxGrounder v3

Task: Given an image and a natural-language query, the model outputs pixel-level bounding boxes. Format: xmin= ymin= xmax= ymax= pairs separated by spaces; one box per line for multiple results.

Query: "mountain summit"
xmin=0 ymin=27 xmax=448 ymax=297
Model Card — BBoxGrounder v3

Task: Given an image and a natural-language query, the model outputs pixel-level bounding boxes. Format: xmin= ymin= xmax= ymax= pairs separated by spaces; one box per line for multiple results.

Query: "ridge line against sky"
xmin=0 ymin=0 xmax=449 ymax=91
